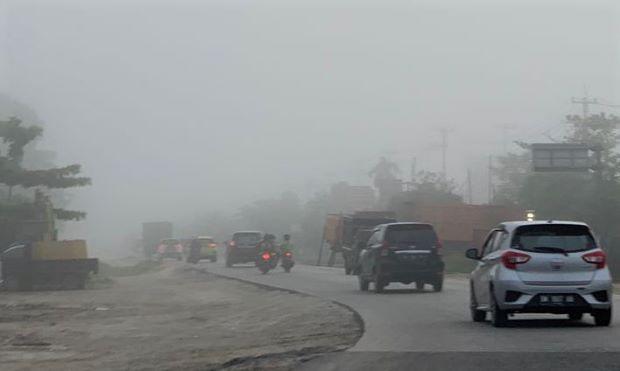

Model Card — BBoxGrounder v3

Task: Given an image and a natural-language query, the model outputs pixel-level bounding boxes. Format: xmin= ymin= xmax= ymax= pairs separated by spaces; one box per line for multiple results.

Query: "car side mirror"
xmin=465 ymin=248 xmax=480 ymax=260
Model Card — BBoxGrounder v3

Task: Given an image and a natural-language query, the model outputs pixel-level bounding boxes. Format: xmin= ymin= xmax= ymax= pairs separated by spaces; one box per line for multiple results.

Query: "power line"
xmin=571 ymin=96 xmax=598 ymax=118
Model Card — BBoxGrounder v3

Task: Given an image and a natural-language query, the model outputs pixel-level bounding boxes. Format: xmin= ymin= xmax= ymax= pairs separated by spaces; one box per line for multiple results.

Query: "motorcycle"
xmin=256 ymin=250 xmax=278 ymax=274
xmin=281 ymin=251 xmax=295 ymax=273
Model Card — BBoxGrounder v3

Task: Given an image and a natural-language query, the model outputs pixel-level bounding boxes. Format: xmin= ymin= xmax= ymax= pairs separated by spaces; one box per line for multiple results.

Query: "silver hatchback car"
xmin=466 ymin=221 xmax=612 ymax=327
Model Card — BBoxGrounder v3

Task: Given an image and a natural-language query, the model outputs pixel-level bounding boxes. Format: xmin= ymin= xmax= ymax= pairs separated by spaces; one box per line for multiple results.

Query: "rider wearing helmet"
xmin=280 ymin=234 xmax=294 ymax=254
xmin=256 ymin=233 xmax=277 ymax=253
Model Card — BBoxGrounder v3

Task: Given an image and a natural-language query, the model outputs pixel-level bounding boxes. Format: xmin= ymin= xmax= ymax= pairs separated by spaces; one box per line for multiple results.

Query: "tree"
xmin=389 ymin=170 xmax=462 ymax=210
xmin=492 ymin=112 xmax=620 ymax=246
xmin=237 ymin=191 xmax=302 ymax=235
xmin=0 ymin=116 xmax=91 ymax=220
xmin=369 ymin=156 xmax=402 ymax=206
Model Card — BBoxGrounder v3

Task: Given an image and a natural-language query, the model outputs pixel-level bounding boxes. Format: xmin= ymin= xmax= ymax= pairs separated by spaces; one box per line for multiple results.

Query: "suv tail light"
xmin=434 ymin=240 xmax=443 ymax=255
xmin=229 ymin=241 xmax=236 ymax=248
xmin=501 ymin=251 xmax=531 ymax=270
xmin=582 ymin=250 xmax=606 ymax=269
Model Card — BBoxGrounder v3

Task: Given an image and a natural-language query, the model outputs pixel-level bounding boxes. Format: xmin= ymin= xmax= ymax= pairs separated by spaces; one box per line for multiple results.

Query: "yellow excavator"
xmin=0 ymin=192 xmax=98 ymax=291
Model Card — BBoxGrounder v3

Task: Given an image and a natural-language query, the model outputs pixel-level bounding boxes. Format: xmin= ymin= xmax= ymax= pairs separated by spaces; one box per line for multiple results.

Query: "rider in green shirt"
xmin=280 ymin=234 xmax=294 ymax=254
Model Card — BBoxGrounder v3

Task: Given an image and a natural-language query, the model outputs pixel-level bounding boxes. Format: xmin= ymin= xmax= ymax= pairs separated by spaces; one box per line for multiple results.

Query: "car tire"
xmin=470 ymin=285 xmax=486 ymax=322
xmin=568 ymin=312 xmax=583 ymax=321
xmin=491 ymin=290 xmax=508 ymax=327
xmin=345 ymin=266 xmax=352 ymax=275
xmin=210 ymin=256 xmax=217 ymax=263
xmin=225 ymin=259 xmax=233 ymax=268
xmin=432 ymin=276 xmax=443 ymax=292
xmin=358 ymin=275 xmax=369 ymax=291
xmin=593 ymin=308 xmax=612 ymax=327
xmin=373 ymin=267 xmax=385 ymax=293
xmin=415 ymin=281 xmax=424 ymax=291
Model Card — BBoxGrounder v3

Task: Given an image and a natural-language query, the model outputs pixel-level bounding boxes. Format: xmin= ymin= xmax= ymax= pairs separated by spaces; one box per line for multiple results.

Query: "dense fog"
xmin=1 ymin=0 xmax=618 ymax=255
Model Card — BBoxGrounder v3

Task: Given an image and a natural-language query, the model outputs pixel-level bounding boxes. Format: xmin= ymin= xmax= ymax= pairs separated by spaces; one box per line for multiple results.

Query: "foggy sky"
xmin=1 ymin=0 xmax=618 ymax=254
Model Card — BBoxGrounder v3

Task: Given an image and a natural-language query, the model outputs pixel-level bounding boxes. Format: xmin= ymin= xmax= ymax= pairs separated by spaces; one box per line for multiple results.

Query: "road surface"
xmin=207 ymin=260 xmax=620 ymax=370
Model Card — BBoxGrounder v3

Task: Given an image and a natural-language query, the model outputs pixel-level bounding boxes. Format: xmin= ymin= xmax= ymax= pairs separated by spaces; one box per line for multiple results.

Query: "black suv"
xmin=225 ymin=231 xmax=263 ymax=267
xmin=358 ymin=223 xmax=444 ymax=293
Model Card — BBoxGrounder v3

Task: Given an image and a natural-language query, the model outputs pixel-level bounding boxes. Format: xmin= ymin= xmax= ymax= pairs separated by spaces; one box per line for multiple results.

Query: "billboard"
xmin=531 ymin=143 xmax=594 ymax=172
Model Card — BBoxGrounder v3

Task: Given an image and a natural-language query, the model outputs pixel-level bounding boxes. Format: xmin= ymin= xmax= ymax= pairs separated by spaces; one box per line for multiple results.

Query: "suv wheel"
xmin=374 ymin=267 xmax=385 ymax=293
xmin=593 ymin=308 xmax=612 ymax=327
xmin=432 ymin=276 xmax=443 ymax=292
xmin=490 ymin=290 xmax=508 ymax=327
xmin=470 ymin=285 xmax=486 ymax=322
xmin=358 ymin=275 xmax=369 ymax=291
xmin=225 ymin=258 xmax=233 ymax=268
xmin=415 ymin=281 xmax=424 ymax=291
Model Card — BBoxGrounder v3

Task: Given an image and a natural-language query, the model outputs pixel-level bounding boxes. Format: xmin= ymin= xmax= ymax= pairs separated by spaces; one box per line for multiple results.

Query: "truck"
xmin=142 ymin=221 xmax=173 ymax=258
xmin=319 ymin=211 xmax=397 ymax=273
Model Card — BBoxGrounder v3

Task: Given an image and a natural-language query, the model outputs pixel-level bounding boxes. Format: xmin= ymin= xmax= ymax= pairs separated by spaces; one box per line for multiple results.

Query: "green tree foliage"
xmin=237 ymin=191 xmax=302 ymax=235
xmin=0 ymin=116 xmax=91 ymax=220
xmin=565 ymin=113 xmax=620 ymax=180
xmin=493 ymin=112 xmax=620 ymax=245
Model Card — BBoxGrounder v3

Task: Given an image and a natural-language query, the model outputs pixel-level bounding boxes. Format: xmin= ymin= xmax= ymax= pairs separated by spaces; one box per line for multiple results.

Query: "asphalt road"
xmin=207 ymin=260 xmax=620 ymax=370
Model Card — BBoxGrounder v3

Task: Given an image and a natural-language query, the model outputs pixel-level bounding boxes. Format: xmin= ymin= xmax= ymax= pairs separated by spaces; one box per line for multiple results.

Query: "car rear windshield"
xmin=512 ymin=224 xmax=596 ymax=253
xmin=234 ymin=233 xmax=261 ymax=244
xmin=385 ymin=224 xmax=438 ymax=250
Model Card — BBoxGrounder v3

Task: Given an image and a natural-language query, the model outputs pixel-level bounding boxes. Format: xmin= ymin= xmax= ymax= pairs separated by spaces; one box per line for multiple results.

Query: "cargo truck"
xmin=319 ymin=211 xmax=397 ymax=273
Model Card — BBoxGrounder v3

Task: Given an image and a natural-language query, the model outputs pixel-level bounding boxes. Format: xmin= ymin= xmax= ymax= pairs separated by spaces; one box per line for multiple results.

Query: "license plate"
xmin=539 ymin=294 xmax=575 ymax=305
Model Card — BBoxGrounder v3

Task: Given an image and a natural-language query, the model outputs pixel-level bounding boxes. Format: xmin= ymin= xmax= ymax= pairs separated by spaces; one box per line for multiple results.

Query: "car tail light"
xmin=209 ymin=243 xmax=217 ymax=248
xmin=501 ymin=251 xmax=531 ymax=270
xmin=284 ymin=252 xmax=292 ymax=257
xmin=261 ymin=252 xmax=271 ymax=261
xmin=582 ymin=250 xmax=606 ymax=269
xmin=229 ymin=241 xmax=236 ymax=248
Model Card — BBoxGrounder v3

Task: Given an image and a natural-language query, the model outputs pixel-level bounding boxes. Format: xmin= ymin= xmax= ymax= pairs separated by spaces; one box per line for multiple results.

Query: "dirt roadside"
xmin=0 ymin=263 xmax=362 ymax=370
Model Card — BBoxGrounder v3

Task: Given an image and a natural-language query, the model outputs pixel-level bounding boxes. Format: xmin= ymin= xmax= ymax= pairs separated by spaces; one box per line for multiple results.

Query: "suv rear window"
xmin=512 ymin=224 xmax=596 ymax=253
xmin=385 ymin=224 xmax=438 ymax=250
xmin=234 ymin=233 xmax=261 ymax=244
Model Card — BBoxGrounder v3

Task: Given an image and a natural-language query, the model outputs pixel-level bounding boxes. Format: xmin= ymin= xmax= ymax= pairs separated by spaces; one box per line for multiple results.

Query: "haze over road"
xmin=207 ymin=260 xmax=620 ymax=370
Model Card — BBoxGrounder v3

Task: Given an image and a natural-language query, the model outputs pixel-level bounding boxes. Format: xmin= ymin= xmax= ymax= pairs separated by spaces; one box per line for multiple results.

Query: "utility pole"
xmin=410 ymin=156 xmax=417 ymax=183
xmin=571 ymin=95 xmax=598 ymax=119
xmin=438 ymin=128 xmax=452 ymax=178
xmin=488 ymin=155 xmax=494 ymax=204
xmin=467 ymin=168 xmax=473 ymax=204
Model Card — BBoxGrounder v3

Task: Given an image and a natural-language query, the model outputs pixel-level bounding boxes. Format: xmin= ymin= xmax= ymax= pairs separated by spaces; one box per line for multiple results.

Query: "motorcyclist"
xmin=256 ymin=234 xmax=277 ymax=253
xmin=256 ymin=234 xmax=278 ymax=268
xmin=280 ymin=234 xmax=294 ymax=254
